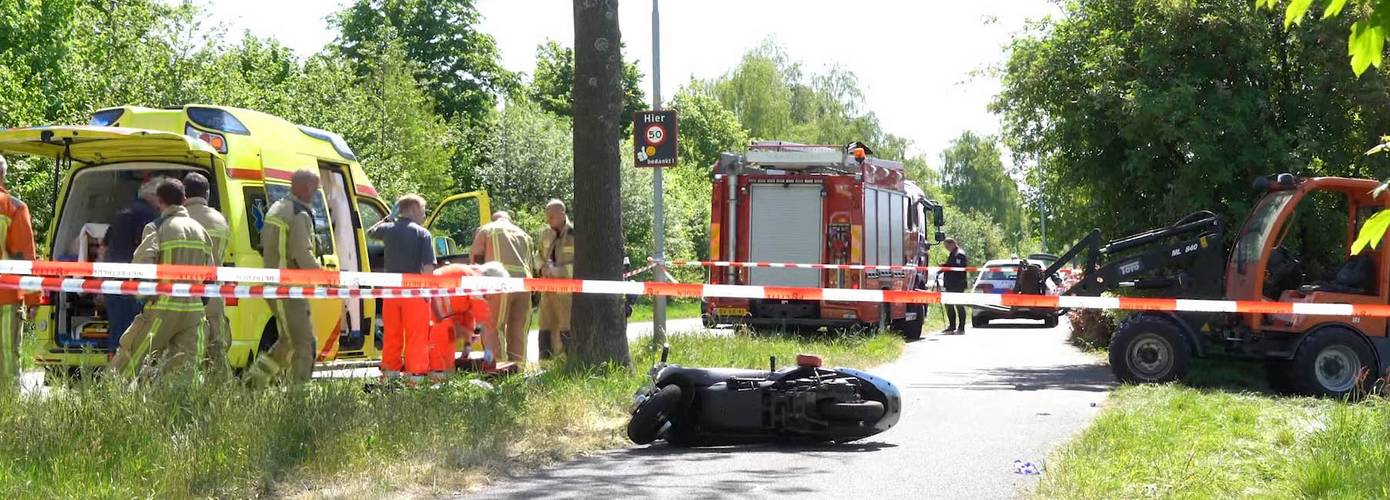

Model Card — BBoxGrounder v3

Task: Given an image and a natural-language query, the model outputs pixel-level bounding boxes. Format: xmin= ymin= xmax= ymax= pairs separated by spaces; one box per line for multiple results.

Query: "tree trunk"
xmin=571 ymin=0 xmax=631 ymax=368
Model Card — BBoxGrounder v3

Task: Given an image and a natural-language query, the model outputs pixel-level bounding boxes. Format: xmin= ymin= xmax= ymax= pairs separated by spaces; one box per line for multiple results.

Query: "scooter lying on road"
xmin=627 ymin=345 xmax=901 ymax=446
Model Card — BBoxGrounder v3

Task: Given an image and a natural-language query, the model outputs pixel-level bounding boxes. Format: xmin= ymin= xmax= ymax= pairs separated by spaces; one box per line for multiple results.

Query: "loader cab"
xmin=1226 ymin=175 xmax=1390 ymax=334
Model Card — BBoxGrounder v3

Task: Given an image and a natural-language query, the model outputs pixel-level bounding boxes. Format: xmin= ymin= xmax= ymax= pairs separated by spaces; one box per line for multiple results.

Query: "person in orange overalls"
xmin=367 ymin=195 xmax=437 ymax=381
xmin=429 ymin=263 xmax=504 ymax=379
xmin=0 ymin=155 xmax=36 ymax=390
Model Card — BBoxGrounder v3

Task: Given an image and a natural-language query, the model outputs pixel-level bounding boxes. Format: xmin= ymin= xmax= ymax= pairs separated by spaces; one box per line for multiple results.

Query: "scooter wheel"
xmin=627 ymin=385 xmax=682 ymax=445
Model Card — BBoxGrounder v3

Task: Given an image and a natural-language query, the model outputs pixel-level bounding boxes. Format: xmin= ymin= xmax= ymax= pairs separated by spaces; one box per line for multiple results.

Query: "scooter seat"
xmin=660 ymin=366 xmax=771 ymax=387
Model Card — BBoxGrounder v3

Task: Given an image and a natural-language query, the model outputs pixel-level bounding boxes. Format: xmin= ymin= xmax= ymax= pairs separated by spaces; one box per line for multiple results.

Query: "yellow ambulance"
xmin=0 ymin=105 xmax=490 ymax=375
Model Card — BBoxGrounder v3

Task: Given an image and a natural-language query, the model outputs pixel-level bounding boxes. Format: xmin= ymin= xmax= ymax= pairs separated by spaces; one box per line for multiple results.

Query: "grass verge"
xmin=525 ymin=298 xmax=702 ymax=327
xmin=1037 ymin=360 xmax=1390 ymax=498
xmin=1 ymin=329 xmax=903 ymax=499
xmin=627 ymin=298 xmax=703 ymax=323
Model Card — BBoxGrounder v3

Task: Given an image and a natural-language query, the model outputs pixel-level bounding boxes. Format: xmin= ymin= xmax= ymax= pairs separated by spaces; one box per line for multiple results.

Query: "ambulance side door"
xmin=423 ymin=191 xmax=493 ymax=265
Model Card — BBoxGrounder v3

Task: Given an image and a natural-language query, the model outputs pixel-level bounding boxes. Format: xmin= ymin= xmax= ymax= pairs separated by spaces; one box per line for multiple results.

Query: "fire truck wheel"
xmin=1042 ymin=314 xmax=1059 ymax=329
xmin=1291 ymin=328 xmax=1373 ymax=398
xmin=1109 ymin=315 xmax=1190 ymax=384
xmin=894 ymin=305 xmax=925 ymax=340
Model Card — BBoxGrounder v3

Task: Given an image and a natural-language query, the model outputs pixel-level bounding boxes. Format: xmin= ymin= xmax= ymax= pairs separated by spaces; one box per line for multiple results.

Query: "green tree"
xmin=993 ymin=0 xmax=1390 ymax=249
xmin=707 ymin=42 xmax=910 ymax=158
xmin=332 ymin=0 xmax=515 ymax=124
xmin=475 ymin=99 xmax=574 ymax=228
xmin=1258 ymin=0 xmax=1390 ymax=75
xmin=571 ymin=0 xmax=629 ymax=366
xmin=528 ymin=39 xmax=646 ymax=133
xmin=939 ymin=131 xmax=1025 ymax=239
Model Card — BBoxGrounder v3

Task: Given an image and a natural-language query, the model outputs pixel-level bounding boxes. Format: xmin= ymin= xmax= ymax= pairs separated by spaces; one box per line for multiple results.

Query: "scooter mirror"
xmin=660 ymin=344 xmax=669 ymax=363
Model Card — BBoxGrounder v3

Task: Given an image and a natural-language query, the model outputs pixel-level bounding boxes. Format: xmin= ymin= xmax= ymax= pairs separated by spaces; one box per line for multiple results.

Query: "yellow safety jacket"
xmin=262 ymin=196 xmax=320 ymax=270
xmin=477 ymin=219 xmax=533 ymax=278
xmin=133 ymin=205 xmax=214 ymax=313
xmin=184 ymin=197 xmax=230 ymax=265
xmin=535 ymin=221 xmax=575 ymax=279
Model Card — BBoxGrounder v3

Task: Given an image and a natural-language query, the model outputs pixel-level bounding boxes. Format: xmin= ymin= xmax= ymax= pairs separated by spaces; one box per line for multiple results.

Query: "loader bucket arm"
xmin=1044 ymin=211 xmax=1226 ymax=300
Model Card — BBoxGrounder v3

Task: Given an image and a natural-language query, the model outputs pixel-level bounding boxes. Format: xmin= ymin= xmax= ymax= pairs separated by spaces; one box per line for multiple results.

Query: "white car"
xmin=970 ymin=258 xmax=1063 ymax=328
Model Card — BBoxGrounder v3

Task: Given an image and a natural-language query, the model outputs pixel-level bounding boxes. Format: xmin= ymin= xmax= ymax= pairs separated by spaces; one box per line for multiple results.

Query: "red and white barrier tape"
xmin=0 ymin=260 xmax=465 ymax=288
xmin=651 ymin=258 xmax=1079 ymax=275
xmin=0 ymin=260 xmax=1373 ymax=317
xmin=623 ymin=262 xmax=658 ymax=279
xmin=0 ymin=275 xmax=503 ymax=299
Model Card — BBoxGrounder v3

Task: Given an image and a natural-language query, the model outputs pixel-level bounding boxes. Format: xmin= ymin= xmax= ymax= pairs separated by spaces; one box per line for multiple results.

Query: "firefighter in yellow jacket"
xmin=109 ymin=178 xmax=215 ymax=381
xmin=535 ymin=199 xmax=574 ymax=359
xmin=246 ymin=169 xmax=321 ymax=386
xmin=182 ymin=172 xmax=232 ymax=379
xmin=471 ymin=211 xmax=534 ymax=363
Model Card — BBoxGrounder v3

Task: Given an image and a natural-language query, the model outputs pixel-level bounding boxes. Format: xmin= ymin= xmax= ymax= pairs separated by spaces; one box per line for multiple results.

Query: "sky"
xmin=177 ymin=0 xmax=1060 ymax=162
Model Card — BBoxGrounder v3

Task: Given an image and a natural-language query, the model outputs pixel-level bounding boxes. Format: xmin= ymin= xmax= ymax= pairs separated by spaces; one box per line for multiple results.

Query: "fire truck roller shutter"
xmin=748 ymin=183 xmax=823 ymax=287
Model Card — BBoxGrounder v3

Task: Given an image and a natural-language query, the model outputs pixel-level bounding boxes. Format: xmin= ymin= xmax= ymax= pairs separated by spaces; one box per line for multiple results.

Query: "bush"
xmin=1068 ymin=308 xmax=1120 ymax=350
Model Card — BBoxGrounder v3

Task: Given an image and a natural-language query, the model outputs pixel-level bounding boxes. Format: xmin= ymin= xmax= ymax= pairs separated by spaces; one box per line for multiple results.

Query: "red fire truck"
xmin=703 ymin=142 xmax=946 ymax=338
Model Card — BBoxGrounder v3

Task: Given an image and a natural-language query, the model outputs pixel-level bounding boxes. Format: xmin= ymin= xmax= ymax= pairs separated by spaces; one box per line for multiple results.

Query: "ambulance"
xmin=0 ymin=105 xmax=490 ymax=375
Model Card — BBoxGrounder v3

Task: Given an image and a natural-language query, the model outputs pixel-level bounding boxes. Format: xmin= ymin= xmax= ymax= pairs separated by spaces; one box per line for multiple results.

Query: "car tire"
xmin=817 ymin=399 xmax=886 ymax=422
xmin=627 ymin=384 xmax=682 ymax=445
xmin=971 ymin=315 xmax=987 ymax=329
xmin=1109 ymin=315 xmax=1190 ymax=384
xmin=1291 ymin=328 xmax=1374 ymax=399
xmin=1042 ymin=315 xmax=1059 ymax=329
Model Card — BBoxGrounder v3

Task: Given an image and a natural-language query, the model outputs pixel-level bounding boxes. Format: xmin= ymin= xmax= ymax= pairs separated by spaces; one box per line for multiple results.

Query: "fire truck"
xmin=703 ymin=142 xmax=946 ymax=338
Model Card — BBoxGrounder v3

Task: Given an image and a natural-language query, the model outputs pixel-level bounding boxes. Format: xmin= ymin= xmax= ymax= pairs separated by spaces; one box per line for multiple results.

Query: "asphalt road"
xmin=465 ymin=320 xmax=1114 ymax=500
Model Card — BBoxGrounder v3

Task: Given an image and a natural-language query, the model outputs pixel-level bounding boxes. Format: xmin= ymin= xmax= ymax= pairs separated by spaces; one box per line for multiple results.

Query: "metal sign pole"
xmin=651 ymin=0 xmax=667 ymax=345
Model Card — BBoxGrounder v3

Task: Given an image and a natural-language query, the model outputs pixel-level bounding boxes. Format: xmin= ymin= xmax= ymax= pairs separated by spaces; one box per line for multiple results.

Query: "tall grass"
xmin=0 ymin=329 xmax=903 ymax=498
xmin=1037 ymin=384 xmax=1390 ymax=499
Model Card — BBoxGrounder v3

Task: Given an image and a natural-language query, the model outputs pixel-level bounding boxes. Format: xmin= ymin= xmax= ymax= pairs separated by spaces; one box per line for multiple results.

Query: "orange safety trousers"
xmin=430 ymin=295 xmax=492 ymax=372
xmin=382 ymin=297 xmax=431 ymax=375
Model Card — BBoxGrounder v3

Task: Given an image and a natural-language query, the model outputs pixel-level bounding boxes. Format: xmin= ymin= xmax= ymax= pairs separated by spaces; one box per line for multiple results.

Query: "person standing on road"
xmin=181 ymin=172 xmax=232 ymax=380
xmin=103 ymin=176 xmax=161 ymax=353
xmin=109 ymin=179 xmax=214 ymax=382
xmin=367 ymin=194 xmax=436 ymax=382
xmin=940 ymin=238 xmax=969 ymax=334
xmin=0 ymin=155 xmax=36 ymax=389
xmin=245 ymin=169 xmax=321 ymax=387
xmin=534 ymin=199 xmax=574 ymax=360
xmin=470 ymin=211 xmax=534 ymax=364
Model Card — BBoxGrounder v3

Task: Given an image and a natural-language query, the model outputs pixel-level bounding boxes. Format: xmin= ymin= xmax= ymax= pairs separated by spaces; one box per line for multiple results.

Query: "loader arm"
xmin=1042 ymin=211 xmax=1226 ymax=300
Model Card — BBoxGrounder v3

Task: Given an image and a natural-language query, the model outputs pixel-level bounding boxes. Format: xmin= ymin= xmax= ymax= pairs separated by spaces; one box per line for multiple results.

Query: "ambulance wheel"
xmin=628 ymin=385 xmax=682 ymax=445
xmin=1109 ymin=315 xmax=1190 ymax=384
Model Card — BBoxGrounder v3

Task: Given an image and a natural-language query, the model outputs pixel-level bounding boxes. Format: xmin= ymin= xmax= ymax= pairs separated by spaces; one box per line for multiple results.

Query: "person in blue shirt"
xmin=102 ymin=176 xmax=162 ymax=349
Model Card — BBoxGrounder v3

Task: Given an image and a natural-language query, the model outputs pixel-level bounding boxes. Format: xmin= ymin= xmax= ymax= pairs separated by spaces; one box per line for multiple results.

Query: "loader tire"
xmin=1109 ymin=315 xmax=1190 ymax=384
